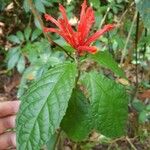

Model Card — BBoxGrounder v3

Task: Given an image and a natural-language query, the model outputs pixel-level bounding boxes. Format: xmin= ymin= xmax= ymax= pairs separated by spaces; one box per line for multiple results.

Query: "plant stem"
xmin=99 ymin=6 xmax=110 ymax=28
xmin=126 ymin=136 xmax=137 ymax=150
xmin=28 ymin=0 xmax=74 ymax=60
xmin=143 ymin=28 xmax=147 ymax=60
xmin=74 ymin=53 xmax=81 ymax=88
xmin=135 ymin=12 xmax=140 ymax=88
xmin=120 ymin=11 xmax=138 ymax=65
xmin=53 ymin=130 xmax=61 ymax=150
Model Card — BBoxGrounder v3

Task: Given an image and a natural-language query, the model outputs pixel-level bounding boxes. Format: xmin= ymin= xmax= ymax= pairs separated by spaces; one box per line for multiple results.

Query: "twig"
xmin=120 ymin=11 xmax=138 ymax=65
xmin=130 ymin=12 xmax=140 ymax=102
xmin=99 ymin=7 xmax=111 ymax=28
xmin=126 ymin=136 xmax=137 ymax=150
xmin=13 ymin=0 xmax=22 ymax=8
xmin=117 ymin=2 xmax=134 ymax=26
xmin=0 ymin=70 xmax=8 ymax=75
xmin=53 ymin=130 xmax=61 ymax=150
xmin=27 ymin=0 xmax=74 ymax=60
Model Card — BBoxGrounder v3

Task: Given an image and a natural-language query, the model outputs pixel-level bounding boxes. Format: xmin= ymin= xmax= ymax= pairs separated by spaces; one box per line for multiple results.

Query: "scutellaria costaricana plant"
xmin=16 ymin=0 xmax=128 ymax=149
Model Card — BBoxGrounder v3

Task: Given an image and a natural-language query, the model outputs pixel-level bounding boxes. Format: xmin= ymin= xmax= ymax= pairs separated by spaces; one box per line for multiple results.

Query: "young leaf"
xmin=17 ymin=55 xmax=25 ymax=73
xmin=31 ymin=29 xmax=42 ymax=41
xmin=61 ymin=89 xmax=92 ymax=141
xmin=7 ymin=35 xmax=20 ymax=44
xmin=17 ymin=31 xmax=24 ymax=42
xmin=81 ymin=72 xmax=128 ymax=138
xmin=16 ymin=62 xmax=77 ymax=150
xmin=24 ymin=27 xmax=32 ymax=41
xmin=90 ymin=51 xmax=125 ymax=78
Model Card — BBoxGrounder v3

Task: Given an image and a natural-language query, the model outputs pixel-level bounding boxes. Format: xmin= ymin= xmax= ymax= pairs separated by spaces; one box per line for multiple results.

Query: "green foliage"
xmin=7 ymin=27 xmax=42 ymax=73
xmin=135 ymin=0 xmax=150 ymax=28
xmin=7 ymin=35 xmax=20 ymax=44
xmin=4 ymin=0 xmax=149 ymax=148
xmin=23 ymin=0 xmax=59 ymax=13
xmin=24 ymin=27 xmax=32 ymax=41
xmin=16 ymin=62 xmax=77 ymax=150
xmin=81 ymin=72 xmax=128 ymax=137
xmin=7 ymin=46 xmax=21 ymax=70
xmin=89 ymin=51 xmax=125 ymax=78
xmin=61 ymin=89 xmax=91 ymax=141
xmin=0 ymin=0 xmax=11 ymax=11
xmin=132 ymin=99 xmax=150 ymax=123
xmin=17 ymin=55 xmax=26 ymax=73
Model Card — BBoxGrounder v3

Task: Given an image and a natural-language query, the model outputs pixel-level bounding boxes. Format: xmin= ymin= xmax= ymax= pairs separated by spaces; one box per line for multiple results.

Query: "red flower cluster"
xmin=44 ymin=0 xmax=115 ymax=55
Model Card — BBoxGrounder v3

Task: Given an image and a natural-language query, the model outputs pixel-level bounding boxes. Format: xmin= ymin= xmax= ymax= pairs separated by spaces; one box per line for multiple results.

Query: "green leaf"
xmin=132 ymin=99 xmax=145 ymax=112
xmin=81 ymin=72 xmax=128 ymax=138
xmin=139 ymin=110 xmax=147 ymax=123
xmin=17 ymin=31 xmax=24 ymax=42
xmin=23 ymin=0 xmax=30 ymax=12
xmin=42 ymin=0 xmax=51 ymax=6
xmin=7 ymin=46 xmax=20 ymax=59
xmin=35 ymin=0 xmax=45 ymax=13
xmin=90 ymin=51 xmax=125 ymax=78
xmin=54 ymin=39 xmax=75 ymax=52
xmin=46 ymin=133 xmax=58 ymax=150
xmin=146 ymin=105 xmax=150 ymax=111
xmin=7 ymin=47 xmax=21 ymax=70
xmin=17 ymin=66 xmax=37 ymax=98
xmin=7 ymin=35 xmax=20 ymax=44
xmin=89 ymin=0 xmax=101 ymax=9
xmin=31 ymin=29 xmax=42 ymax=41
xmin=17 ymin=55 xmax=25 ymax=73
xmin=135 ymin=0 xmax=150 ymax=28
xmin=16 ymin=62 xmax=77 ymax=150
xmin=61 ymin=89 xmax=91 ymax=141
xmin=24 ymin=27 xmax=32 ymax=41
xmin=34 ymin=18 xmax=42 ymax=29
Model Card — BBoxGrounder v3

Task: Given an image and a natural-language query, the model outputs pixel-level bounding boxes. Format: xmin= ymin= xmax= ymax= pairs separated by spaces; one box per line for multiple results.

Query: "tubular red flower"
xmin=84 ymin=24 xmax=115 ymax=46
xmin=78 ymin=46 xmax=97 ymax=54
xmin=44 ymin=0 xmax=115 ymax=55
xmin=44 ymin=14 xmax=62 ymax=29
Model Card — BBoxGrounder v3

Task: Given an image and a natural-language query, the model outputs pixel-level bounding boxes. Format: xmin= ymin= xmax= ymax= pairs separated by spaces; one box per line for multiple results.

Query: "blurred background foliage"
xmin=0 ymin=0 xmax=150 ymax=149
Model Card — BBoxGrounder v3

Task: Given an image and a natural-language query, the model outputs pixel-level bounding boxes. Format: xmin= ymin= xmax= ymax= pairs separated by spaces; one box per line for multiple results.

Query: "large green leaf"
xmin=135 ymin=0 xmax=150 ymax=28
xmin=16 ymin=62 xmax=77 ymax=150
xmin=61 ymin=89 xmax=91 ymax=141
xmin=90 ymin=51 xmax=125 ymax=78
xmin=82 ymin=72 xmax=128 ymax=138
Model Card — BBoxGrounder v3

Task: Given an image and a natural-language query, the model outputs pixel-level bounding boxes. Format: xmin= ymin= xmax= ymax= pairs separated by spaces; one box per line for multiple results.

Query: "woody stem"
xmin=28 ymin=0 xmax=74 ymax=60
